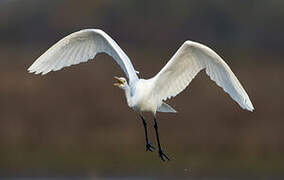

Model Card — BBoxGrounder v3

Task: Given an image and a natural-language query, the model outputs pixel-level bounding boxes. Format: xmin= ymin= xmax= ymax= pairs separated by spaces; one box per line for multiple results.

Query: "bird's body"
xmin=28 ymin=29 xmax=254 ymax=161
xmin=124 ymin=78 xmax=176 ymax=113
xmin=131 ymin=79 xmax=154 ymax=112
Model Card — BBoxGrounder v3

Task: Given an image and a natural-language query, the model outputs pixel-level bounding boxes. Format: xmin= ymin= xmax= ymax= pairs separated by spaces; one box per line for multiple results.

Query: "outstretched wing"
xmin=28 ymin=29 xmax=139 ymax=84
xmin=151 ymin=40 xmax=254 ymax=111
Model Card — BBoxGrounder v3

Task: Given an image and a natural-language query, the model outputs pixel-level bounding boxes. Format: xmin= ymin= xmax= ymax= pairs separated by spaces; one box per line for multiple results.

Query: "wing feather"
xmin=28 ymin=29 xmax=138 ymax=84
xmin=151 ymin=40 xmax=254 ymax=111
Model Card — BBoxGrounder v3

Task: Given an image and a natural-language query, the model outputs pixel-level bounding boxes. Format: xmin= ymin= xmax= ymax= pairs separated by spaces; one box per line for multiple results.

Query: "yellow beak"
xmin=113 ymin=76 xmax=124 ymax=86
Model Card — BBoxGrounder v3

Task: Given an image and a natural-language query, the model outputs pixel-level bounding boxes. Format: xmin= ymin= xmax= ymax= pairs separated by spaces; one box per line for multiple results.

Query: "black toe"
xmin=146 ymin=142 xmax=155 ymax=152
xmin=158 ymin=150 xmax=170 ymax=161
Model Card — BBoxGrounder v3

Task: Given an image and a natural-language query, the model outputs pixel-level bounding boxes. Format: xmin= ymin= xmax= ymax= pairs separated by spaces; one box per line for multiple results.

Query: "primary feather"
xmin=151 ymin=41 xmax=254 ymax=111
xmin=28 ymin=29 xmax=139 ymax=85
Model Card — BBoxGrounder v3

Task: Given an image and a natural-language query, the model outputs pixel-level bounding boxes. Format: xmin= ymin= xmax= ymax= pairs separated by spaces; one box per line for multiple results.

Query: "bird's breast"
xmin=131 ymin=79 xmax=157 ymax=113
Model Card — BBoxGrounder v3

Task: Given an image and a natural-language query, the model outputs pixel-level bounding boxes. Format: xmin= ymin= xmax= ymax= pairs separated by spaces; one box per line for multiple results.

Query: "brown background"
xmin=0 ymin=0 xmax=283 ymax=178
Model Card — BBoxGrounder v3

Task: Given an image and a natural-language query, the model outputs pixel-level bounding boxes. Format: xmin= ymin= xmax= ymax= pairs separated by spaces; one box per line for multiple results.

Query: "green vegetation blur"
xmin=0 ymin=0 xmax=283 ymax=178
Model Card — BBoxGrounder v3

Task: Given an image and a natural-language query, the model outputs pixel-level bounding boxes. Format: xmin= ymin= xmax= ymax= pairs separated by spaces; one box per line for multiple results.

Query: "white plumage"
xmin=28 ymin=29 xmax=254 ymax=113
xmin=28 ymin=29 xmax=254 ymax=161
xmin=28 ymin=29 xmax=138 ymax=84
xmin=151 ymin=40 xmax=254 ymax=111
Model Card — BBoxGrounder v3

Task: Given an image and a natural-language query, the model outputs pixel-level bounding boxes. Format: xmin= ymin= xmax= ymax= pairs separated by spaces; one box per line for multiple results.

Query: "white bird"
xmin=28 ymin=29 xmax=254 ymax=161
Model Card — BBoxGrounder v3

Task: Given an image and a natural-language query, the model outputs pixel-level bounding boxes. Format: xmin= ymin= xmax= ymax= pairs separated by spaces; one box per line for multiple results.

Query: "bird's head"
xmin=113 ymin=76 xmax=128 ymax=89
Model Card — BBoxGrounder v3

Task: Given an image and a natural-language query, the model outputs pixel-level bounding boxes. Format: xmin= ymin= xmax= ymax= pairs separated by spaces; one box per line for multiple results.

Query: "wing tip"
xmin=245 ymin=106 xmax=254 ymax=112
xmin=27 ymin=67 xmax=45 ymax=75
xmin=243 ymin=99 xmax=255 ymax=112
xmin=27 ymin=67 xmax=36 ymax=74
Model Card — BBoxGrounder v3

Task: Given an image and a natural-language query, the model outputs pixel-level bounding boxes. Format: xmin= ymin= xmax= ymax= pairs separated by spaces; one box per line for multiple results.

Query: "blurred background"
xmin=0 ymin=0 xmax=283 ymax=179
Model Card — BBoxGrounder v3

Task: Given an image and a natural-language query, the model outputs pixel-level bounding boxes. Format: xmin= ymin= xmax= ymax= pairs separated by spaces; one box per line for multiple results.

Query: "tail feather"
xmin=157 ymin=102 xmax=177 ymax=113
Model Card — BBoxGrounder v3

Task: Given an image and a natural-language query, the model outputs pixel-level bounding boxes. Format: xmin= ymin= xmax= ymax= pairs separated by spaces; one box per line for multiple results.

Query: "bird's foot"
xmin=158 ymin=150 xmax=170 ymax=161
xmin=145 ymin=142 xmax=155 ymax=152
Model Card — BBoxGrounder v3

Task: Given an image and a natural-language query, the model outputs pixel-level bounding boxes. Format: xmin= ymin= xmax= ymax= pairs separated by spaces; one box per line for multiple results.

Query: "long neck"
xmin=123 ymin=84 xmax=132 ymax=107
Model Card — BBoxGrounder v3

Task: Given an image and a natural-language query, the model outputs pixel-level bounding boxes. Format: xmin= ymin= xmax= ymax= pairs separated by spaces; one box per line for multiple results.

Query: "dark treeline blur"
xmin=2 ymin=0 xmax=284 ymax=52
xmin=0 ymin=0 xmax=283 ymax=178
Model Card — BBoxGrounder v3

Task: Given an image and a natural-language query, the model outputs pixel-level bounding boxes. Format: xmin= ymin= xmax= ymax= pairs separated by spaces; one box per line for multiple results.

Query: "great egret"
xmin=28 ymin=29 xmax=254 ymax=161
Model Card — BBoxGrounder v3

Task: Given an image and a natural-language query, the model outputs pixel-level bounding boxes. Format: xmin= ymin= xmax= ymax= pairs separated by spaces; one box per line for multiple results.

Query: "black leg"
xmin=154 ymin=116 xmax=170 ymax=161
xmin=140 ymin=114 xmax=155 ymax=152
